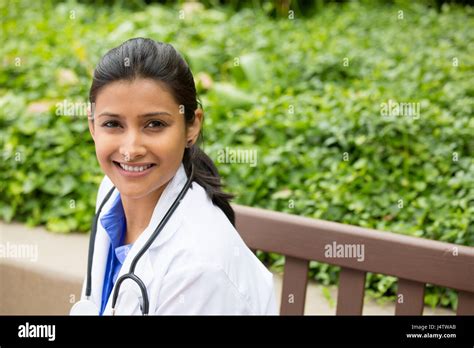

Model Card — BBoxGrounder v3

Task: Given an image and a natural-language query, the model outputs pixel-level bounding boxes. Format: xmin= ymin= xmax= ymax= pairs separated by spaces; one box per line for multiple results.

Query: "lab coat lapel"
xmin=102 ymin=164 xmax=189 ymax=315
xmin=90 ymin=188 xmax=121 ymax=311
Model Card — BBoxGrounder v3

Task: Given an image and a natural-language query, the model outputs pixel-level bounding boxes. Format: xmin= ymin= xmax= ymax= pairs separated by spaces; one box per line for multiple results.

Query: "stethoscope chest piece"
xmin=70 ymin=299 xmax=100 ymax=315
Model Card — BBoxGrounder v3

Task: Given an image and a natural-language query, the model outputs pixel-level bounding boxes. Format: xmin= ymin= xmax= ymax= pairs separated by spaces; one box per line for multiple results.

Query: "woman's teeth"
xmin=118 ymin=163 xmax=154 ymax=172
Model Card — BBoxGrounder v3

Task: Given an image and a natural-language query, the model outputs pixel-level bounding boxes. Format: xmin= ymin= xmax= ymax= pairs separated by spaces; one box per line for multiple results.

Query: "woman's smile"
xmin=112 ymin=160 xmax=157 ymax=177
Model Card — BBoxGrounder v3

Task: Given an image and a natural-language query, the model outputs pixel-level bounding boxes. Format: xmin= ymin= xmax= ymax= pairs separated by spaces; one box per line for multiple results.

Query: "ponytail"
xmin=183 ymin=144 xmax=236 ymax=226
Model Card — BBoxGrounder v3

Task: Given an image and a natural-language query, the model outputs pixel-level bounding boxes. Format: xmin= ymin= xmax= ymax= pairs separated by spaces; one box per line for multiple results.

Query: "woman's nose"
xmin=119 ymin=132 xmax=146 ymax=161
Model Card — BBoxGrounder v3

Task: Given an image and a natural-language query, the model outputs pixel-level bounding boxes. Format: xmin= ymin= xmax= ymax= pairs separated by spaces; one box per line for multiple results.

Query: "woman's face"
xmin=88 ymin=78 xmax=201 ymax=199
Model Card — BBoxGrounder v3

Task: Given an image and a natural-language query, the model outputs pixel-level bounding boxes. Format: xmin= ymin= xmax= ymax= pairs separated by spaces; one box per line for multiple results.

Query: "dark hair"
xmin=89 ymin=37 xmax=235 ymax=226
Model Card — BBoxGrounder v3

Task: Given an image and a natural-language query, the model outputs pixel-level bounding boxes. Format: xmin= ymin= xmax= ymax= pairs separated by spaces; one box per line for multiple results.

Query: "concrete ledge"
xmin=1 ymin=263 xmax=81 ymax=315
xmin=0 ymin=222 xmax=454 ymax=315
xmin=1 ymin=222 xmax=88 ymax=315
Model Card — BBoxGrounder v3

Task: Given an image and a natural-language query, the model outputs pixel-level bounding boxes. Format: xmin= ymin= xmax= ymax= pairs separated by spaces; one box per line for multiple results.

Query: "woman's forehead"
xmin=95 ymin=79 xmax=179 ymax=114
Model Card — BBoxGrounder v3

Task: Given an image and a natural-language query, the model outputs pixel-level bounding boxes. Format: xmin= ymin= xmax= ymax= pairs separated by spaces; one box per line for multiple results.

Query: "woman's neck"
xmin=120 ymin=185 xmax=167 ymax=245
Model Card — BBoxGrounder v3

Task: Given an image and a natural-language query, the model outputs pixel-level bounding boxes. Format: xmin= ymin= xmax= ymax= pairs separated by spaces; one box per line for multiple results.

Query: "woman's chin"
xmin=115 ymin=180 xmax=166 ymax=201
xmin=115 ymin=185 xmax=151 ymax=199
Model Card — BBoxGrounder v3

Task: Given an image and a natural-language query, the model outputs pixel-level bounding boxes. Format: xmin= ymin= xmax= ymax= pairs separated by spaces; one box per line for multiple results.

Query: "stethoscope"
xmin=70 ymin=163 xmax=195 ymax=315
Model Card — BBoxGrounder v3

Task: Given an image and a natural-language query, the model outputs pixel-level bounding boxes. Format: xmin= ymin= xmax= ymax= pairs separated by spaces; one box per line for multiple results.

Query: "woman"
xmin=71 ymin=38 xmax=277 ymax=315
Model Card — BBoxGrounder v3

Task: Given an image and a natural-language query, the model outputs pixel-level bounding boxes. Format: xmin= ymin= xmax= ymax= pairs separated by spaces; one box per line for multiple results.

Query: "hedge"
xmin=1 ymin=0 xmax=473 ymax=310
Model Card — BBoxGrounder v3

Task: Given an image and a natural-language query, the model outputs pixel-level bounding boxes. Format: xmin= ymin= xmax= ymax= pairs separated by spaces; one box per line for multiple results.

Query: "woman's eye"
xmin=100 ymin=120 xmax=166 ymax=129
xmin=102 ymin=120 xmax=120 ymax=128
xmin=146 ymin=120 xmax=166 ymax=129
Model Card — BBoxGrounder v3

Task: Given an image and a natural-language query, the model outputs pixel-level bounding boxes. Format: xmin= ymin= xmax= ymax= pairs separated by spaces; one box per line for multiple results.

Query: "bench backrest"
xmin=233 ymin=204 xmax=474 ymax=315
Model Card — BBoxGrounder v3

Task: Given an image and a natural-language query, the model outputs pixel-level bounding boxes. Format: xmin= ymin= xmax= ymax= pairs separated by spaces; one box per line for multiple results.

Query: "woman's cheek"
xmin=94 ymin=140 xmax=113 ymax=169
xmin=161 ymin=136 xmax=183 ymax=164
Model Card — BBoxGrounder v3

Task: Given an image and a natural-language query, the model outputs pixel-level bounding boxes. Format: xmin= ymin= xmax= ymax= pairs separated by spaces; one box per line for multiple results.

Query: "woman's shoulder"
xmin=176 ymin=180 xmax=274 ymax=282
xmin=151 ymin=181 xmax=276 ymax=314
xmin=179 ymin=181 xmax=237 ymax=245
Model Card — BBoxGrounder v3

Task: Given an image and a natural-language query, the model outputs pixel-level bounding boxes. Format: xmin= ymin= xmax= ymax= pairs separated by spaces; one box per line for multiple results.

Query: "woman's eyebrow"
xmin=97 ymin=111 xmax=173 ymax=118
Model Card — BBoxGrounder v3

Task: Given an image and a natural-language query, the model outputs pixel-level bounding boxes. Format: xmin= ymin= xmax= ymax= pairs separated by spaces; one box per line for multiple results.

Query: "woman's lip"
xmin=113 ymin=161 xmax=156 ymax=177
xmin=113 ymin=161 xmax=156 ymax=166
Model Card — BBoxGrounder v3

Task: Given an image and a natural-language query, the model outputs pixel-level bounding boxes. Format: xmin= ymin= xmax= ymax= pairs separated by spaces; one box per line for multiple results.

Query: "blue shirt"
xmin=99 ymin=192 xmax=133 ymax=315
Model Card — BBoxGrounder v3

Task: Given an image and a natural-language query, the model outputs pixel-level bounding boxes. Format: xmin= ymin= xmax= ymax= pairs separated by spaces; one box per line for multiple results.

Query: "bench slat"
xmin=395 ymin=278 xmax=425 ymax=315
xmin=233 ymin=204 xmax=474 ymax=294
xmin=280 ymin=256 xmax=308 ymax=315
xmin=336 ymin=267 xmax=366 ymax=315
xmin=457 ymin=290 xmax=474 ymax=315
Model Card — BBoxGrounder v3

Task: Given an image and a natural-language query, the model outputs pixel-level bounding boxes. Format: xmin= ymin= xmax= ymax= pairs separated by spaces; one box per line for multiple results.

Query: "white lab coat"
xmin=76 ymin=163 xmax=278 ymax=315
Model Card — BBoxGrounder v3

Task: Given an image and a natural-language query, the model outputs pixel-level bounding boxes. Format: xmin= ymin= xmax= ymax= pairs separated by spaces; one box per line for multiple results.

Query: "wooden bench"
xmin=233 ymin=205 xmax=474 ymax=315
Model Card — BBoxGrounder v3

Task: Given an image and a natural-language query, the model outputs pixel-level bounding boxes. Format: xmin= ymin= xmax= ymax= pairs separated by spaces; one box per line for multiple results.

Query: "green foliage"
xmin=1 ymin=0 xmax=473 ymax=309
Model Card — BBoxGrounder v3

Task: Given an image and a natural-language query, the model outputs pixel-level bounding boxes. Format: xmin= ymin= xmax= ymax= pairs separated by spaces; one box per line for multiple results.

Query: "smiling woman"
xmin=89 ymin=78 xmax=195 ymax=241
xmin=73 ymin=38 xmax=277 ymax=316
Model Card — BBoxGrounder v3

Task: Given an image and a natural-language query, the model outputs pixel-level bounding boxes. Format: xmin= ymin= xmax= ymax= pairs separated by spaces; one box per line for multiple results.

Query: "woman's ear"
xmin=187 ymin=108 xmax=203 ymax=145
xmin=87 ymin=108 xmax=95 ymax=142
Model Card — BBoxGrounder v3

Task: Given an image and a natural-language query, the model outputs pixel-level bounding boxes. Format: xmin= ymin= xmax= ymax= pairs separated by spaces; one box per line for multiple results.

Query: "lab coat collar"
xmin=100 ymin=192 xmax=126 ymax=249
xmin=101 ymin=163 xmax=191 ymax=314
xmin=139 ymin=162 xmax=190 ymax=250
